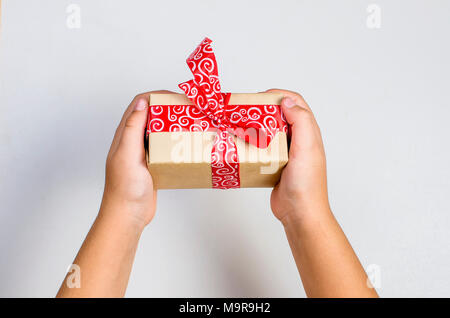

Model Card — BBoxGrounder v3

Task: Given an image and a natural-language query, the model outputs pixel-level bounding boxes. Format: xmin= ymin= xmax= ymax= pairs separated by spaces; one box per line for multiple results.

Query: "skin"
xmin=56 ymin=91 xmax=160 ymax=297
xmin=268 ymin=89 xmax=378 ymax=298
xmin=56 ymin=89 xmax=378 ymax=298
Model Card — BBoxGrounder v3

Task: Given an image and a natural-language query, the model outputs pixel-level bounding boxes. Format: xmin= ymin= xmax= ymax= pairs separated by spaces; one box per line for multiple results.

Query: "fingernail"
xmin=135 ymin=99 xmax=147 ymax=111
xmin=283 ymin=97 xmax=296 ymax=108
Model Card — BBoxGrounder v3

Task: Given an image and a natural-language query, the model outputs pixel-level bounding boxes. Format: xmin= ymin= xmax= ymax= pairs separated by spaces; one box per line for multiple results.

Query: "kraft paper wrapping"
xmin=146 ymin=93 xmax=288 ymax=189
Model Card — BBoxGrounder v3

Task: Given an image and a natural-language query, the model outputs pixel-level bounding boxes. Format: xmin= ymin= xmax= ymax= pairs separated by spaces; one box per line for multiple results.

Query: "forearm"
xmin=283 ymin=205 xmax=378 ymax=298
xmin=57 ymin=201 xmax=144 ymax=298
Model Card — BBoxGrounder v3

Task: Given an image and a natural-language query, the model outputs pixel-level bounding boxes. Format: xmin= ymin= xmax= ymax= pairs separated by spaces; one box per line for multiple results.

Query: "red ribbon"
xmin=147 ymin=38 xmax=287 ymax=189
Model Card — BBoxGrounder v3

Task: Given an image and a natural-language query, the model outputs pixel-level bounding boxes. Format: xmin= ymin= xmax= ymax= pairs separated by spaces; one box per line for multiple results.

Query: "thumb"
xmin=119 ymin=98 xmax=149 ymax=162
xmin=281 ymin=96 xmax=312 ymax=141
xmin=281 ymin=97 xmax=322 ymax=156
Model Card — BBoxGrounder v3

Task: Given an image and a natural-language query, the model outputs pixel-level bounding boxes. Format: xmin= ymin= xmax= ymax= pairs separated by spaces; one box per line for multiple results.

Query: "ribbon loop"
xmin=179 ymin=37 xmax=225 ymax=120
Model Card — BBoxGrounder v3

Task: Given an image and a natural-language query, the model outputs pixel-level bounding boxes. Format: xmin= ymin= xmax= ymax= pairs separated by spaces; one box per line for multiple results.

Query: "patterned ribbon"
xmin=147 ymin=37 xmax=287 ymax=189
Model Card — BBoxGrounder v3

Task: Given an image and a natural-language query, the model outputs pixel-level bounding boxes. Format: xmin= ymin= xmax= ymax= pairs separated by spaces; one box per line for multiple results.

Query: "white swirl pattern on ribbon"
xmin=144 ymin=37 xmax=289 ymax=189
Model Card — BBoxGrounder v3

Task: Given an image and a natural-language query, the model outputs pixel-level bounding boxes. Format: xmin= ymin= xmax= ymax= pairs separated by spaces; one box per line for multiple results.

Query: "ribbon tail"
xmin=211 ymin=129 xmax=240 ymax=189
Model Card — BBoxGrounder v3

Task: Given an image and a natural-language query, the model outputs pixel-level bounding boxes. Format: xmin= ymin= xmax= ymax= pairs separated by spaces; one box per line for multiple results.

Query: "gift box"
xmin=145 ymin=38 xmax=289 ymax=189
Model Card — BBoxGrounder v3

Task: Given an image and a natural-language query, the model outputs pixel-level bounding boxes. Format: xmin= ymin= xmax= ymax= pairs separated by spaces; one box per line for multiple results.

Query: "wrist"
xmin=279 ymin=198 xmax=332 ymax=229
xmin=99 ymin=195 xmax=148 ymax=234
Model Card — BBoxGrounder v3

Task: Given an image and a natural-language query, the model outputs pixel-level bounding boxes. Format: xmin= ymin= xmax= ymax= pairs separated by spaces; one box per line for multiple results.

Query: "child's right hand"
xmin=268 ymin=89 xmax=331 ymax=226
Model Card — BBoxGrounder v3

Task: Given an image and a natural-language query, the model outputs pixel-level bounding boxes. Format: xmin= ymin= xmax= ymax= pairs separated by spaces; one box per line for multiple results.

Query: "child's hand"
xmin=100 ymin=92 xmax=163 ymax=230
xmin=267 ymin=90 xmax=377 ymax=298
xmin=58 ymin=92 xmax=167 ymax=297
xmin=269 ymin=89 xmax=330 ymax=226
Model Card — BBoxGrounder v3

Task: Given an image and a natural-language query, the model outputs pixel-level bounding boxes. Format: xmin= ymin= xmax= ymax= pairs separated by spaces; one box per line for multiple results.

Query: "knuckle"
xmin=294 ymin=107 xmax=312 ymax=117
xmin=125 ymin=113 xmax=139 ymax=128
xmin=125 ymin=119 xmax=137 ymax=129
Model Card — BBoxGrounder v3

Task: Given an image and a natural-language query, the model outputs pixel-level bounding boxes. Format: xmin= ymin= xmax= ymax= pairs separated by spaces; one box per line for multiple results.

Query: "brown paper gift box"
xmin=146 ymin=92 xmax=289 ymax=189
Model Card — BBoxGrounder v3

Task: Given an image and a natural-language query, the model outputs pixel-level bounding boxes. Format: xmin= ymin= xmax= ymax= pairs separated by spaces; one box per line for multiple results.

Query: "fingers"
xmin=117 ymin=98 xmax=149 ymax=163
xmin=281 ymin=97 xmax=315 ymax=147
xmin=281 ymin=97 xmax=314 ymax=125
xmin=109 ymin=90 xmax=174 ymax=158
xmin=265 ymin=88 xmax=311 ymax=111
xmin=266 ymin=89 xmax=324 ymax=159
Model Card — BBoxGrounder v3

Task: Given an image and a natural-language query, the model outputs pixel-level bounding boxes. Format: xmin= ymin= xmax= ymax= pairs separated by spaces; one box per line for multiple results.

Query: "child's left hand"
xmin=100 ymin=92 xmax=166 ymax=230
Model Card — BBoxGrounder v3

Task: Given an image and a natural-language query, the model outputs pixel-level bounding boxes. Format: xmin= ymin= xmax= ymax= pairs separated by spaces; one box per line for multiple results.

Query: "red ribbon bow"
xmin=178 ymin=38 xmax=241 ymax=189
xmin=177 ymin=37 xmax=286 ymax=189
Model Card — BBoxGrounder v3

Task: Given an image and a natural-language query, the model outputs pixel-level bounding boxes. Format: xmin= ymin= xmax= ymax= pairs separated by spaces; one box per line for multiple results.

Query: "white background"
xmin=1 ymin=0 xmax=450 ymax=297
